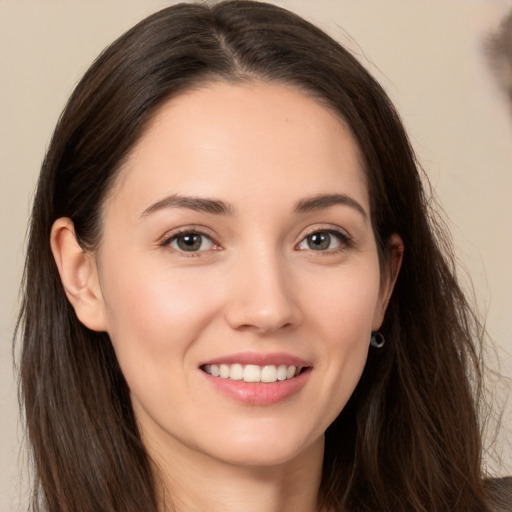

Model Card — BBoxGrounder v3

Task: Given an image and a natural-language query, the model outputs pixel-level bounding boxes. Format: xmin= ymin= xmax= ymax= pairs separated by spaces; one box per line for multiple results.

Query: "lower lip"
xmin=202 ymin=369 xmax=311 ymax=405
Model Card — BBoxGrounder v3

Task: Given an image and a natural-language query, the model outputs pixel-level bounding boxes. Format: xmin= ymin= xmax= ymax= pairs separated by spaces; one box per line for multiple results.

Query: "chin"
xmin=198 ymin=427 xmax=323 ymax=468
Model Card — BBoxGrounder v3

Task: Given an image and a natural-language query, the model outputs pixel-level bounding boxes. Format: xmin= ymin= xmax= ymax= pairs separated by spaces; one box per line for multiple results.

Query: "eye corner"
xmin=159 ymin=226 xmax=222 ymax=255
xmin=295 ymin=227 xmax=351 ymax=253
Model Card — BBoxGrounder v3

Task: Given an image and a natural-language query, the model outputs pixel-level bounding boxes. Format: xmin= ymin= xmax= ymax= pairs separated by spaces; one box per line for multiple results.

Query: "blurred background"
xmin=1 ymin=1 xmax=511 ymax=509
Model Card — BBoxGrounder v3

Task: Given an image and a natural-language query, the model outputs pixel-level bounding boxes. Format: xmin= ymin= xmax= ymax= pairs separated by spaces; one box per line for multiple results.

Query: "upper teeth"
xmin=203 ymin=364 xmax=299 ymax=383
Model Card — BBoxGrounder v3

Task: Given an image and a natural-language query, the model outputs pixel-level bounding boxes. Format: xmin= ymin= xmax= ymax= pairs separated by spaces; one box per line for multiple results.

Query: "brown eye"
xmin=307 ymin=232 xmax=331 ymax=250
xmin=169 ymin=233 xmax=214 ymax=252
xmin=297 ymin=230 xmax=345 ymax=251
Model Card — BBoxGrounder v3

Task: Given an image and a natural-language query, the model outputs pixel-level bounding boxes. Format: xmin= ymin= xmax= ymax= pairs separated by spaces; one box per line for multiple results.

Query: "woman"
xmin=16 ymin=1 xmax=510 ymax=511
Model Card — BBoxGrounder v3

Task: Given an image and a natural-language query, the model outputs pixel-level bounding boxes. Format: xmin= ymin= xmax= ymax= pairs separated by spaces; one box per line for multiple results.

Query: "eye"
xmin=167 ymin=232 xmax=215 ymax=252
xmin=297 ymin=230 xmax=347 ymax=251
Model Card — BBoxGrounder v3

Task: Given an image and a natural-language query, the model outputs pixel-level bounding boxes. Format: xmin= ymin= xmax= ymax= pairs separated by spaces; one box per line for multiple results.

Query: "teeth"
xmin=230 ymin=363 xmax=243 ymax=381
xmin=261 ymin=365 xmax=277 ymax=383
xmin=243 ymin=364 xmax=261 ymax=382
xmin=203 ymin=364 xmax=300 ymax=383
xmin=219 ymin=364 xmax=230 ymax=378
xmin=277 ymin=364 xmax=288 ymax=381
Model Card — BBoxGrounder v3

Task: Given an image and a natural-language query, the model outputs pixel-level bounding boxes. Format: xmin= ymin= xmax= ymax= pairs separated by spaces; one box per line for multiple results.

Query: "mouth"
xmin=199 ymin=354 xmax=312 ymax=405
xmin=201 ymin=363 xmax=309 ymax=383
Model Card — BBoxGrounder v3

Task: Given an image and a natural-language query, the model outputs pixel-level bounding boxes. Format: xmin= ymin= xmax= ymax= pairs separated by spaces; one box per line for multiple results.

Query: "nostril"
xmin=223 ymin=278 xmax=303 ymax=333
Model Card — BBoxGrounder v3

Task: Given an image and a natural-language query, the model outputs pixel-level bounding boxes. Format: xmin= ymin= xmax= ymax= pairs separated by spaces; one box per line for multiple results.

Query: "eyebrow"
xmin=141 ymin=192 xmax=367 ymax=219
xmin=141 ymin=194 xmax=235 ymax=217
xmin=294 ymin=193 xmax=368 ymax=219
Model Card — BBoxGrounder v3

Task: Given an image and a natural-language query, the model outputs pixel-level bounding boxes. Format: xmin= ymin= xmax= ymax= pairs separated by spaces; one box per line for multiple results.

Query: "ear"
xmin=372 ymin=233 xmax=404 ymax=329
xmin=50 ymin=218 xmax=108 ymax=332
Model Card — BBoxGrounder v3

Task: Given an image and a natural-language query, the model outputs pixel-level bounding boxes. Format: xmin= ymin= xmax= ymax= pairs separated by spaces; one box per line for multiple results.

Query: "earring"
xmin=370 ymin=331 xmax=385 ymax=348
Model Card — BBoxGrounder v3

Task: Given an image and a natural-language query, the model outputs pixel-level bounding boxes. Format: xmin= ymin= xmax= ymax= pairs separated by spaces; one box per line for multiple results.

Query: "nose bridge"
xmin=225 ymin=242 xmax=301 ymax=333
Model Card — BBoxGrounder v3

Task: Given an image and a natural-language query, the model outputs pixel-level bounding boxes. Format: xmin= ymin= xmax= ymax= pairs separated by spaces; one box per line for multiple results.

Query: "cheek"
xmin=301 ymin=260 xmax=381 ymax=413
xmin=99 ymin=261 xmax=229 ymax=422
xmin=100 ymin=260 xmax=224 ymax=365
xmin=301 ymin=257 xmax=382 ymax=333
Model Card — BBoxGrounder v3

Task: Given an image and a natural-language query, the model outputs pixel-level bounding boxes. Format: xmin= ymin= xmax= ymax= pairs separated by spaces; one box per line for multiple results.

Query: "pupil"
xmin=309 ymin=232 xmax=330 ymax=250
xmin=178 ymin=234 xmax=201 ymax=251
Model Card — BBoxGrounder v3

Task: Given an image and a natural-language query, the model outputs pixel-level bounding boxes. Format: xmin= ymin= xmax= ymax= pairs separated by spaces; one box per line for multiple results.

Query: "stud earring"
xmin=370 ymin=331 xmax=385 ymax=348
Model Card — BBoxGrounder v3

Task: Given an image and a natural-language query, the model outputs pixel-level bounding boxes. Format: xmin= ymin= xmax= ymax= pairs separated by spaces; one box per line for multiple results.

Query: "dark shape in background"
xmin=484 ymin=10 xmax=512 ymax=109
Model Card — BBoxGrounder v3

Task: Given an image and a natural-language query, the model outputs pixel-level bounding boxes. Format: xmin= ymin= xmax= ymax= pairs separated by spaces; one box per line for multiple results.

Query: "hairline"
xmin=95 ymin=75 xmax=373 ymax=244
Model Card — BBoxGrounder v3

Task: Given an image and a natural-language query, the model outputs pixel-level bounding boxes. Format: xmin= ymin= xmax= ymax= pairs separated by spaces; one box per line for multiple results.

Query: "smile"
xmin=202 ymin=363 xmax=302 ymax=383
xmin=200 ymin=354 xmax=312 ymax=405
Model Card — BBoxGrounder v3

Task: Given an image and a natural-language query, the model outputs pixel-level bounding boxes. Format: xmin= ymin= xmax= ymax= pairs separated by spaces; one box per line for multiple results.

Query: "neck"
xmin=147 ymin=433 xmax=324 ymax=512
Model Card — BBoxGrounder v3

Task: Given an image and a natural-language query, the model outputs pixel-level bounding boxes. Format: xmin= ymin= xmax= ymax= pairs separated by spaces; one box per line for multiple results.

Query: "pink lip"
xmin=202 ymin=370 xmax=311 ymax=405
xmin=199 ymin=352 xmax=313 ymax=406
xmin=199 ymin=351 xmax=311 ymax=368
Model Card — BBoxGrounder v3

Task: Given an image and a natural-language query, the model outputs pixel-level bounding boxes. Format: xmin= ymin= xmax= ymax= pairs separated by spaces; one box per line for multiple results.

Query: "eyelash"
xmin=159 ymin=226 xmax=352 ymax=256
xmin=295 ymin=227 xmax=352 ymax=253
xmin=159 ymin=227 xmax=221 ymax=257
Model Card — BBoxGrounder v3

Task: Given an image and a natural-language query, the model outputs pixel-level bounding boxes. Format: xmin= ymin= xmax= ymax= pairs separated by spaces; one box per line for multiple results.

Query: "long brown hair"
xmin=17 ymin=1 xmax=495 ymax=510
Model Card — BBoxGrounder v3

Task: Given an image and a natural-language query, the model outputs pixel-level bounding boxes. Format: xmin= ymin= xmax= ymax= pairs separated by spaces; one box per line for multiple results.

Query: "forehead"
xmin=108 ymin=81 xmax=368 ymax=216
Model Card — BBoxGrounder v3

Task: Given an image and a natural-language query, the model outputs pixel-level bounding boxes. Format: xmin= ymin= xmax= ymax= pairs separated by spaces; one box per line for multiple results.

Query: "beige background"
xmin=1 ymin=0 xmax=511 ymax=509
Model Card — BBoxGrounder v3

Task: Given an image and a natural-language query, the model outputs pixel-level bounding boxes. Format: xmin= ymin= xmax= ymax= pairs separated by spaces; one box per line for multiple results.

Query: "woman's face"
xmin=89 ymin=82 xmax=399 ymax=469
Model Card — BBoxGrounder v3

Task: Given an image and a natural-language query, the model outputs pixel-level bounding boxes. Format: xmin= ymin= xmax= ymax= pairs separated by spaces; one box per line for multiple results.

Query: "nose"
xmin=224 ymin=250 xmax=303 ymax=334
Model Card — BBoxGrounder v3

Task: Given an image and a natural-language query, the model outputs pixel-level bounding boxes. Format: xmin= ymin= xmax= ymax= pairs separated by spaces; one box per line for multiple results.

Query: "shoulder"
xmin=485 ymin=477 xmax=512 ymax=512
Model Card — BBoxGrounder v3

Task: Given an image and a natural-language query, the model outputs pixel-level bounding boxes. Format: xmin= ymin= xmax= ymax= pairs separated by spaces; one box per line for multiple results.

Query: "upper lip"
xmin=199 ymin=352 xmax=312 ymax=368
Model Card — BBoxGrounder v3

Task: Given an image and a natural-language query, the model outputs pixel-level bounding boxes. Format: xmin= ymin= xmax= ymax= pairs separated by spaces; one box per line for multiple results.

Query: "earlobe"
xmin=50 ymin=218 xmax=108 ymax=332
xmin=373 ymin=233 xmax=404 ymax=329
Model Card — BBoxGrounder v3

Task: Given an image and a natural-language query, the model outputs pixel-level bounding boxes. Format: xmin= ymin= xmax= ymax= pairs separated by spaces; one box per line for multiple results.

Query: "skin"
xmin=51 ymin=81 xmax=403 ymax=512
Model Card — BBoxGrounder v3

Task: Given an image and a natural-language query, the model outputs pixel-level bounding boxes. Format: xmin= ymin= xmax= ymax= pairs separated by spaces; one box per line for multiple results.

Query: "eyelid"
xmin=300 ymin=224 xmax=351 ymax=240
xmin=159 ymin=225 xmax=222 ymax=250
xmin=158 ymin=223 xmax=351 ymax=254
xmin=295 ymin=224 xmax=352 ymax=251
